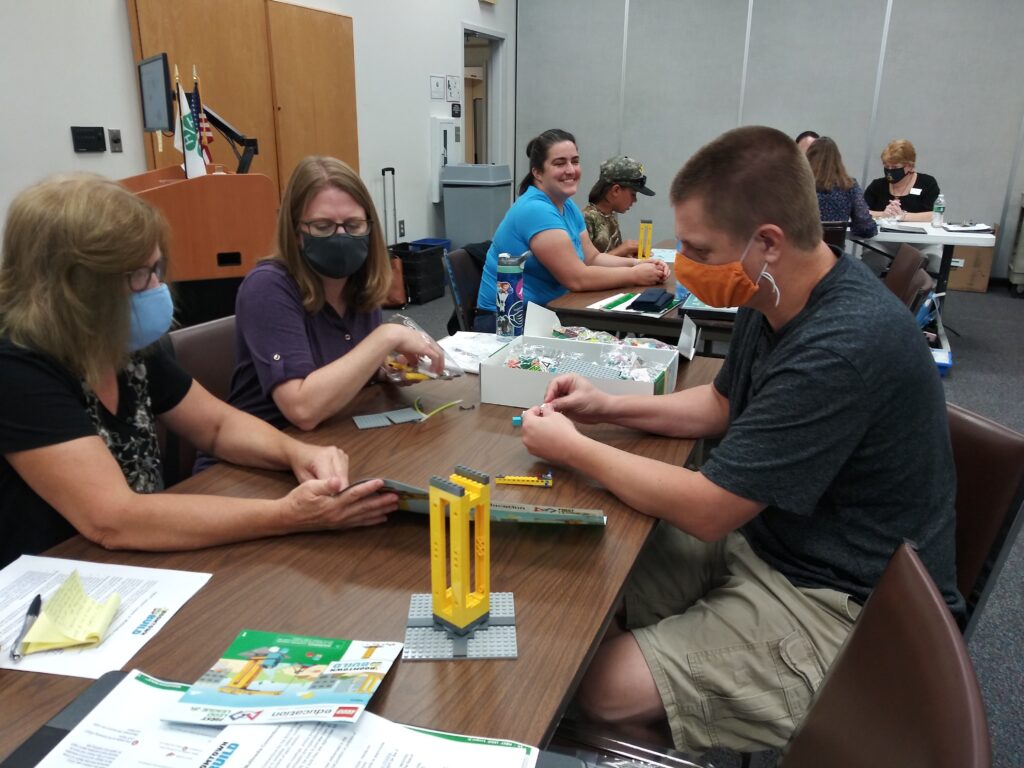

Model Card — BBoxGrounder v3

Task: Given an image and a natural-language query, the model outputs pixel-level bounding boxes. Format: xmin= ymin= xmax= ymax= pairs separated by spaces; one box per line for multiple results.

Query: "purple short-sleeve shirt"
xmin=228 ymin=261 xmax=382 ymax=429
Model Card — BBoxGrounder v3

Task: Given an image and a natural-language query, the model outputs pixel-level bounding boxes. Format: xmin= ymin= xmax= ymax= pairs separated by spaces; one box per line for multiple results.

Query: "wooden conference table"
xmin=549 ymin=241 xmax=734 ymax=353
xmin=0 ymin=357 xmax=722 ymax=760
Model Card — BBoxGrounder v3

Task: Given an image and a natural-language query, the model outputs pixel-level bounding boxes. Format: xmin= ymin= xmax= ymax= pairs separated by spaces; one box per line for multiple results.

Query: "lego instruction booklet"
xmin=162 ymin=629 xmax=402 ymax=726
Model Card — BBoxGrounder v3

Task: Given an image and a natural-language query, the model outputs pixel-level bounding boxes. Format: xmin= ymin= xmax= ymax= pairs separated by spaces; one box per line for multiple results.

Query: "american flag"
xmin=188 ymin=83 xmax=215 ymax=163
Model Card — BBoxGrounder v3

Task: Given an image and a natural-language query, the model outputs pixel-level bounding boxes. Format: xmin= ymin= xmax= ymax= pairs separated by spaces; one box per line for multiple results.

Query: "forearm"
xmin=277 ymin=329 xmax=395 ymax=430
xmin=609 ymin=242 xmax=637 ymax=258
xmin=562 ymin=264 xmax=646 ymax=292
xmin=600 ymin=384 xmax=730 ymax=438
xmin=563 ymin=434 xmax=721 ymax=539
xmin=901 ymin=211 xmax=932 ymax=222
xmin=90 ymin=491 xmax=291 ymax=552
xmin=591 ymin=251 xmax=636 ymax=267
xmin=207 ymin=407 xmax=305 ymax=470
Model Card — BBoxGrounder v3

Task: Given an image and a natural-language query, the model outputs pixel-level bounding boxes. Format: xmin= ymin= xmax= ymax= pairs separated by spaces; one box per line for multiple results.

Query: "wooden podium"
xmin=120 ymin=166 xmax=278 ymax=283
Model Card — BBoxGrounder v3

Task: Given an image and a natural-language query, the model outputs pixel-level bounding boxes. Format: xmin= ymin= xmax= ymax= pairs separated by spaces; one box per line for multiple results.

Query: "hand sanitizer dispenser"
xmin=430 ymin=116 xmax=461 ymax=203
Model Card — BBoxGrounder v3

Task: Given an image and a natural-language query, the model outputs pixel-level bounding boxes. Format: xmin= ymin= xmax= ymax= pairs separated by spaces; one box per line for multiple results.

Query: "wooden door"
xmin=266 ymin=1 xmax=359 ymax=181
xmin=128 ymin=0 xmax=281 ymax=194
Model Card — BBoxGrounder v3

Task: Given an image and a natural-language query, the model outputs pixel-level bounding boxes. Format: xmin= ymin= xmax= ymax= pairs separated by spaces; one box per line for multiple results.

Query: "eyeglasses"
xmin=125 ymin=260 xmax=166 ymax=292
xmin=301 ymin=218 xmax=372 ymax=238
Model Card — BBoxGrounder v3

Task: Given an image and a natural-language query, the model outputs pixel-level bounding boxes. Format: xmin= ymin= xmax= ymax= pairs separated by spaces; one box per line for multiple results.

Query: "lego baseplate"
xmin=403 ymin=592 xmax=517 ymax=660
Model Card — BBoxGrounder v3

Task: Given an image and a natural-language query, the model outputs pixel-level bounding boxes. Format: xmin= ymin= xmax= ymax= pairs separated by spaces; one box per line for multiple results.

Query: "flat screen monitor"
xmin=138 ymin=53 xmax=173 ymax=132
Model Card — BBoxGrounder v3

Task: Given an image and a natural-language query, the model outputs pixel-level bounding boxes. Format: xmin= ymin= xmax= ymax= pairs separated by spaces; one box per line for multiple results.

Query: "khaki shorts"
xmin=625 ymin=524 xmax=860 ymax=753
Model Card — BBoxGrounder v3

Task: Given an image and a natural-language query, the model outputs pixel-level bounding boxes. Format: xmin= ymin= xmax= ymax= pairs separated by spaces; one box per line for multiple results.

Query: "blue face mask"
xmin=128 ymin=283 xmax=174 ymax=352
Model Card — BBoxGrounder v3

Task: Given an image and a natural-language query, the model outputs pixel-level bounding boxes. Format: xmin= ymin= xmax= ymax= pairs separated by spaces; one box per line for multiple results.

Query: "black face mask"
xmin=301 ymin=232 xmax=369 ymax=279
xmin=884 ymin=166 xmax=907 ymax=184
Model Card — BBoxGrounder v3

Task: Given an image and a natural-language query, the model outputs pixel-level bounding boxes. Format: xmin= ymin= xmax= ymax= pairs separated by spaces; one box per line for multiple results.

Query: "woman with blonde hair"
xmin=227 ymin=156 xmax=443 ymax=431
xmin=805 ymin=136 xmax=877 ymax=238
xmin=0 ymin=174 xmax=398 ymax=567
xmin=863 ymin=139 xmax=940 ymax=222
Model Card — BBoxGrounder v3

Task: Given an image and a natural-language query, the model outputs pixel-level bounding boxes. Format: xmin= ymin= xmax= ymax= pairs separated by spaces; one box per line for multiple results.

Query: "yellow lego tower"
xmin=429 ymin=466 xmax=491 ymax=636
xmin=637 ymin=218 xmax=653 ymax=260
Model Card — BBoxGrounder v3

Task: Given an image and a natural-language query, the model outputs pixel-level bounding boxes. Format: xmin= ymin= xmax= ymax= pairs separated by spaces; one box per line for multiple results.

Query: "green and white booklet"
xmin=163 ymin=629 xmax=403 ymax=726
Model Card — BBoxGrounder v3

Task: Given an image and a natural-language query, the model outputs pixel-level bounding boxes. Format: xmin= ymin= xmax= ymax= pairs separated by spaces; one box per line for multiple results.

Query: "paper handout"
xmin=21 ymin=570 xmax=120 ymax=656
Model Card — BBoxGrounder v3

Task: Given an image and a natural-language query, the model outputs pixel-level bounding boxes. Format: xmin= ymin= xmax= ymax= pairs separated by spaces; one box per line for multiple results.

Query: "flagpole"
xmin=174 ymin=64 xmax=189 ymax=179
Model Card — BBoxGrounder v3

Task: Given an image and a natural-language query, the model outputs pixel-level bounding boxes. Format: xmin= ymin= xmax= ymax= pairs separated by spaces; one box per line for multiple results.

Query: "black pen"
xmin=9 ymin=594 xmax=42 ymax=663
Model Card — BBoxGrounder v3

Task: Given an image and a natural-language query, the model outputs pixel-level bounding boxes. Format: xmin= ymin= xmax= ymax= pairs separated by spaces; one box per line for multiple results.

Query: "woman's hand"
xmin=288 ymin=442 xmax=349 ymax=485
xmin=382 ymin=325 xmax=446 ymax=376
xmin=281 ymin=476 xmax=397 ymax=531
xmin=629 ymin=260 xmax=665 ymax=286
xmin=883 ymin=199 xmax=903 ymax=219
xmin=543 ymin=374 xmax=612 ymax=424
xmin=520 ymin=405 xmax=583 ymax=465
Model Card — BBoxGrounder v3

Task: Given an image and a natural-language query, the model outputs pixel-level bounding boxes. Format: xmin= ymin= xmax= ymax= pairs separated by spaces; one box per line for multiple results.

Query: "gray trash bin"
xmin=441 ymin=164 xmax=512 ymax=249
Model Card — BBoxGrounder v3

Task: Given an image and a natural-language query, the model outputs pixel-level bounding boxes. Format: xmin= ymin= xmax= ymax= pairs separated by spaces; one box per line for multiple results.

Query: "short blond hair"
xmin=270 ymin=156 xmax=390 ymax=314
xmin=881 ymin=139 xmax=917 ymax=166
xmin=0 ymin=174 xmax=169 ymax=389
xmin=670 ymin=126 xmax=822 ymax=250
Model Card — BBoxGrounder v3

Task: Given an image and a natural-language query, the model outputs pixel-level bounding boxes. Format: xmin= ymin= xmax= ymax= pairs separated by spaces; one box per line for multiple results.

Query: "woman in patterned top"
xmin=805 ymin=137 xmax=877 ymax=238
xmin=0 ymin=174 xmax=398 ymax=568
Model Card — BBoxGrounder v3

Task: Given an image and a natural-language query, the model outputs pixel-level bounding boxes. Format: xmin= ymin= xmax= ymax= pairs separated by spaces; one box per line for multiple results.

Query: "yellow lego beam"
xmin=495 ymin=471 xmax=553 ymax=487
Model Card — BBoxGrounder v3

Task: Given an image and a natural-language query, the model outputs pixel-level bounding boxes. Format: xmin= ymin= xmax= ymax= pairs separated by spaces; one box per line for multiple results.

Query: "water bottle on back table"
xmin=932 ymin=194 xmax=946 ymax=227
xmin=496 ymin=252 xmax=526 ymax=341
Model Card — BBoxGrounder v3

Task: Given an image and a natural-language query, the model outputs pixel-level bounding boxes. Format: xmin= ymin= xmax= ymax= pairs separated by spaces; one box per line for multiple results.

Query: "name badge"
xmin=910 ymin=188 xmax=922 ymax=195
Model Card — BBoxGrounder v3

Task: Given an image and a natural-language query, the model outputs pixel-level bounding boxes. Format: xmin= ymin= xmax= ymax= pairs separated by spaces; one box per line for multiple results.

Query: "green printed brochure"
xmin=162 ymin=629 xmax=402 ymax=726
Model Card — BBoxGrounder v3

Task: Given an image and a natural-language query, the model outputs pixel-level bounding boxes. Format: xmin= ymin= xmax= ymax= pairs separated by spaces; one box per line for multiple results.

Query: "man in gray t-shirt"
xmin=516 ymin=126 xmax=959 ymax=753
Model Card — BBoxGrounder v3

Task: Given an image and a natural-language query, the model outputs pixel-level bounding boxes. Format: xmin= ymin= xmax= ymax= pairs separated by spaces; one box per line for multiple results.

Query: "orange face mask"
xmin=674 ymin=236 xmax=762 ymax=308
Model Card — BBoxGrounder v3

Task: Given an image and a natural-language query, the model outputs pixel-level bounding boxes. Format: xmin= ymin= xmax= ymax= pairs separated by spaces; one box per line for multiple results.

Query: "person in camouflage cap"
xmin=583 ymin=156 xmax=656 ymax=257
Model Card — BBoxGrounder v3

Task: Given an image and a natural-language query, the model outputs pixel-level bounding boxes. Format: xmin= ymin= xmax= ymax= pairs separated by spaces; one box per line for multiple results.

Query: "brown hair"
xmin=669 ymin=126 xmax=822 ymax=250
xmin=269 ymin=156 xmax=390 ymax=313
xmin=805 ymin=136 xmax=854 ymax=192
xmin=881 ymin=139 xmax=917 ymax=166
xmin=0 ymin=174 xmax=169 ymax=389
xmin=518 ymin=129 xmax=577 ymax=197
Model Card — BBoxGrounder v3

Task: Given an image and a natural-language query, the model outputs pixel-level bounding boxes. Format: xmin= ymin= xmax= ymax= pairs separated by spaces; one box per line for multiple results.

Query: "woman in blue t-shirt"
xmin=474 ymin=129 xmax=667 ymax=332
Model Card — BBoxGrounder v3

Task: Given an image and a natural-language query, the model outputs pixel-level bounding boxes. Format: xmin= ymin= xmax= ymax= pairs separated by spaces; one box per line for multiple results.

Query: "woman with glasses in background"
xmin=0 ymin=174 xmax=399 ymax=567
xmin=226 ymin=156 xmax=444 ymax=433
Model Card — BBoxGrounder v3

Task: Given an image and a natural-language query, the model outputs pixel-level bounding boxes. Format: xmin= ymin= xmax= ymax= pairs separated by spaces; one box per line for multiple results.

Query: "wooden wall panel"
xmin=131 ymin=0 xmax=281 ymax=194
xmin=267 ymin=1 xmax=359 ymax=181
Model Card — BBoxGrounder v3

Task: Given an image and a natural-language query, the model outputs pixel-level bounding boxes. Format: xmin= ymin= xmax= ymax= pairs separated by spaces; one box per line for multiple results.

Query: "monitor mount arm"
xmin=203 ymin=107 xmax=259 ymax=174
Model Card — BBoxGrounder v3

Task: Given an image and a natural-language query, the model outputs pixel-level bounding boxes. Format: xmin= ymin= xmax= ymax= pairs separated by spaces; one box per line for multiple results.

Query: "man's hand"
xmin=520 ymin=405 xmax=584 ymax=465
xmin=289 ymin=442 xmax=348 ymax=485
xmin=282 ymin=477 xmax=398 ymax=531
xmin=544 ymin=374 xmax=612 ymax=424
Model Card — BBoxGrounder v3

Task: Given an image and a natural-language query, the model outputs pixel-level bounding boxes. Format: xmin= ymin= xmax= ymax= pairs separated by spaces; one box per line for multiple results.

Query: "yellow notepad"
xmin=20 ymin=571 xmax=120 ymax=655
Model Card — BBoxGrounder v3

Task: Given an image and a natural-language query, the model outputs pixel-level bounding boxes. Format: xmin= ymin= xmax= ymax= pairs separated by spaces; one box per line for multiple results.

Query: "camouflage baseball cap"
xmin=599 ymin=156 xmax=655 ymax=196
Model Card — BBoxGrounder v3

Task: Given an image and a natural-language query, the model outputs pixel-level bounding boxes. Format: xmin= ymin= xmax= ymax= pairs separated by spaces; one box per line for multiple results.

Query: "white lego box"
xmin=479 ymin=303 xmax=686 ymax=409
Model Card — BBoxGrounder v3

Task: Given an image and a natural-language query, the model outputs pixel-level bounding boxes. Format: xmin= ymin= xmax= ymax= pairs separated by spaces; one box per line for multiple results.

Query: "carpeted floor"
xmin=394 ymin=284 xmax=1024 ymax=768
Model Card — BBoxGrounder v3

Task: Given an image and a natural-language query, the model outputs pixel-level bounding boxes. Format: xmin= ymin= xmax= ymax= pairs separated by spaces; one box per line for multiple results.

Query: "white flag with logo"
xmin=172 ymin=85 xmax=207 ymax=178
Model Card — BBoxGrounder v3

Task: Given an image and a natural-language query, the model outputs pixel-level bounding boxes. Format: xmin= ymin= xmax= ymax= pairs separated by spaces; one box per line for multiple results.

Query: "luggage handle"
xmin=381 ymin=167 xmax=397 ymax=246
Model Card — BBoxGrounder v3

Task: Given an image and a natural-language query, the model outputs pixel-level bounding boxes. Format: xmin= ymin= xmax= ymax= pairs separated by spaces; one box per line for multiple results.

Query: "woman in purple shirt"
xmin=229 ymin=157 xmax=443 ymax=431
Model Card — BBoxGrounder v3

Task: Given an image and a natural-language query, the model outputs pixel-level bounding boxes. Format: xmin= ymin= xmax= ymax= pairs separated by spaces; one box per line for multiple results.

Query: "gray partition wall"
xmin=516 ymin=0 xmax=1024 ymax=275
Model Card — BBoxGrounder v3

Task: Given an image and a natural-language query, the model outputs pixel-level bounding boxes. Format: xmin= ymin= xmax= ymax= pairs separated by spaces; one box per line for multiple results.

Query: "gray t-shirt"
xmin=703 ymin=255 xmax=962 ymax=616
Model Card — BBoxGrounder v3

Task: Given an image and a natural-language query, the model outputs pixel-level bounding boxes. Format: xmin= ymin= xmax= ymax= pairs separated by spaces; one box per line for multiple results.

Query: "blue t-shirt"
xmin=476 ymin=185 xmax=587 ymax=312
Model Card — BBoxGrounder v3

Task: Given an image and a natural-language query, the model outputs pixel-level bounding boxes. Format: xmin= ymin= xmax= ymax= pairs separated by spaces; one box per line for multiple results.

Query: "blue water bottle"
xmin=496 ymin=252 xmax=526 ymax=340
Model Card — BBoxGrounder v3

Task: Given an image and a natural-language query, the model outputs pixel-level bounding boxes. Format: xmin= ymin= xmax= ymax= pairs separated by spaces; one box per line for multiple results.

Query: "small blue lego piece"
xmin=511 ymin=415 xmax=523 ymax=427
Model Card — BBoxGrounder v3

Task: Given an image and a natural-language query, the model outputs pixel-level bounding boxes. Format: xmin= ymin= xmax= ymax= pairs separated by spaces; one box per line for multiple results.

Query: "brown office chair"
xmin=443 ymin=247 xmax=483 ymax=332
xmin=821 ymin=221 xmax=847 ymax=253
xmin=904 ymin=267 xmax=935 ymax=311
xmin=948 ymin=402 xmax=1024 ymax=640
xmin=882 ymin=243 xmax=926 ymax=305
xmin=161 ymin=315 xmax=237 ymax=484
xmin=780 ymin=543 xmax=991 ymax=768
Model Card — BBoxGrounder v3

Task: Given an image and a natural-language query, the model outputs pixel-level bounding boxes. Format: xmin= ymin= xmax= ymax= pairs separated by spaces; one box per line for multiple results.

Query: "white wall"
xmin=0 ymin=0 xmax=517 ymax=249
xmin=0 ymin=1 xmax=149 ymax=241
